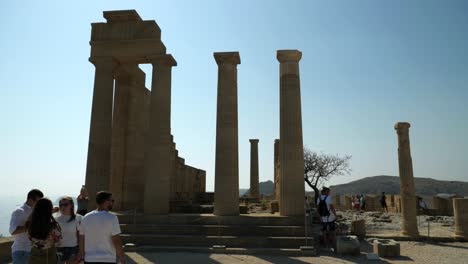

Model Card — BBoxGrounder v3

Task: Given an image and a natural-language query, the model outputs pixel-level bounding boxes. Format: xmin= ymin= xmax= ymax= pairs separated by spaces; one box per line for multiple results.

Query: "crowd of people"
xmin=9 ymin=187 xmax=125 ymax=264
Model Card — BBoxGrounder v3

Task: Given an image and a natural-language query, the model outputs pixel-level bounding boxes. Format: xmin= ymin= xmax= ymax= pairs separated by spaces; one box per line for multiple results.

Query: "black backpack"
xmin=318 ymin=195 xmax=330 ymax=217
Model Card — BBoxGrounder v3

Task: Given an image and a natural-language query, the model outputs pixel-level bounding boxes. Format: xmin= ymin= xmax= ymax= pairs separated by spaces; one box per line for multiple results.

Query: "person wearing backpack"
xmin=316 ymin=187 xmax=336 ymax=250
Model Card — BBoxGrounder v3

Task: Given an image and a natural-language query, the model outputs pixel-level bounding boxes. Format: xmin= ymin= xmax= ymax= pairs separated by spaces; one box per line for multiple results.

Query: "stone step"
xmin=124 ymin=245 xmax=317 ymax=256
xmin=117 ymin=213 xmax=309 ymax=226
xmin=121 ymin=224 xmax=322 ymax=236
xmin=120 ymin=234 xmax=316 ymax=249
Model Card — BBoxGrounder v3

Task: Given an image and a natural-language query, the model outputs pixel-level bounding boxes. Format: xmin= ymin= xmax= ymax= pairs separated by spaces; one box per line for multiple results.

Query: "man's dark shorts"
xmin=57 ymin=246 xmax=78 ymax=262
xmin=321 ymin=221 xmax=336 ymax=232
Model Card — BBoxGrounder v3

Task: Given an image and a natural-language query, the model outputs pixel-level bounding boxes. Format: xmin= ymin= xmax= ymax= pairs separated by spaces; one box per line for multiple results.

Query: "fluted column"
xmin=143 ymin=54 xmax=177 ymax=214
xmin=277 ymin=50 xmax=305 ymax=216
xmin=395 ymin=122 xmax=419 ymax=237
xmin=214 ymin=52 xmax=241 ymax=216
xmin=249 ymin=139 xmax=260 ymax=199
xmin=85 ymin=56 xmax=117 ymax=210
xmin=274 ymin=139 xmax=280 ymax=201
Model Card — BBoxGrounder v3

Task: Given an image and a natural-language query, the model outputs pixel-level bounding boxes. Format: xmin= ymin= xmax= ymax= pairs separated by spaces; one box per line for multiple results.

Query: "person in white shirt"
xmin=54 ymin=196 xmax=82 ymax=264
xmin=9 ymin=189 xmax=44 ymax=264
xmin=316 ymin=187 xmax=337 ymax=250
xmin=76 ymin=191 xmax=125 ymax=264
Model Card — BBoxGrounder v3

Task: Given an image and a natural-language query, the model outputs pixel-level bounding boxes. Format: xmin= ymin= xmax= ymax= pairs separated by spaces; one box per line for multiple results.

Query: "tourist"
xmin=28 ymin=198 xmax=62 ymax=264
xmin=54 ymin=197 xmax=82 ymax=264
xmin=353 ymin=195 xmax=360 ymax=210
xmin=359 ymin=194 xmax=366 ymax=211
xmin=76 ymin=186 xmax=89 ymax=216
xmin=316 ymin=187 xmax=336 ymax=250
xmin=76 ymin=191 xmax=125 ymax=264
xmin=9 ymin=189 xmax=44 ymax=264
xmin=380 ymin=192 xmax=388 ymax=213
xmin=418 ymin=197 xmax=428 ymax=213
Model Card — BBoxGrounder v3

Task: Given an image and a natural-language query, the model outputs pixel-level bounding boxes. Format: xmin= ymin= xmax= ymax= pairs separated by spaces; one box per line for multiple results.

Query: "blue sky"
xmin=1 ymin=0 xmax=467 ymax=198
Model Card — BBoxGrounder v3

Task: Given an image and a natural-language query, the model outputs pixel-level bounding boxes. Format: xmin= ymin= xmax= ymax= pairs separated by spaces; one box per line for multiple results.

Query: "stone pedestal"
xmin=249 ymin=139 xmax=260 ymax=199
xmin=85 ymin=57 xmax=117 ymax=209
xmin=351 ymin=219 xmax=366 ymax=237
xmin=213 ymin=52 xmax=241 ymax=216
xmin=277 ymin=50 xmax=305 ymax=216
xmin=336 ymin=236 xmax=360 ymax=255
xmin=395 ymin=122 xmax=419 ymax=237
xmin=453 ymin=198 xmax=468 ymax=239
xmin=373 ymin=239 xmax=400 ymax=257
xmin=143 ymin=54 xmax=177 ymax=214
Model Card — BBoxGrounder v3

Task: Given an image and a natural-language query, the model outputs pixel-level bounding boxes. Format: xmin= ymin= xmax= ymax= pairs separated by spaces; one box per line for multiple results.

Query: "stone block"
xmin=351 ymin=219 xmax=366 ymax=237
xmin=336 ymin=235 xmax=360 ymax=255
xmin=270 ymin=200 xmax=279 ymax=214
xmin=373 ymin=239 xmax=400 ymax=257
xmin=239 ymin=205 xmax=249 ymax=214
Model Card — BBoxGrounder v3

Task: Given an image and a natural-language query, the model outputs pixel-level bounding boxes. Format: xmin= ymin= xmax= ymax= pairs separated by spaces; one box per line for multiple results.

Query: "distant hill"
xmin=240 ymin=180 xmax=274 ymax=196
xmin=330 ymin=175 xmax=468 ymax=196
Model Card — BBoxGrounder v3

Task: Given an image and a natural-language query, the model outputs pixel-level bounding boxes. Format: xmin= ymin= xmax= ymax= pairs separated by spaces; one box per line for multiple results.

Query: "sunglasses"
xmin=59 ymin=203 xmax=70 ymax=207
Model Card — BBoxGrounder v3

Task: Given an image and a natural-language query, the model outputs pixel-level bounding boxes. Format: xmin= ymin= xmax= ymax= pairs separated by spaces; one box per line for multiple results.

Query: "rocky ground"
xmin=336 ymin=210 xmax=456 ymax=237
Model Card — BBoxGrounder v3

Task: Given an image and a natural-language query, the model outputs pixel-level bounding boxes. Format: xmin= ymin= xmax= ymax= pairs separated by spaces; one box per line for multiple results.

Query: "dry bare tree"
xmin=304 ymin=147 xmax=351 ymax=201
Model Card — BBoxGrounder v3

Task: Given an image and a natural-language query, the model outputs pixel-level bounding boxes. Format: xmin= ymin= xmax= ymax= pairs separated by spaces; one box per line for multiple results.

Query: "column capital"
xmin=394 ymin=122 xmax=411 ymax=131
xmin=214 ymin=52 xmax=241 ymax=65
xmin=147 ymin=54 xmax=177 ymax=67
xmin=277 ymin=50 xmax=302 ymax=63
xmin=249 ymin=139 xmax=259 ymax=143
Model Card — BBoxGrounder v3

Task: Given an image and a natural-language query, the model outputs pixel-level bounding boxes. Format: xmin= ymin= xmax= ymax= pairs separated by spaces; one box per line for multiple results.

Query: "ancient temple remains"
xmin=84 ymin=10 xmax=205 ymax=213
xmin=84 ymin=10 xmax=307 ymax=217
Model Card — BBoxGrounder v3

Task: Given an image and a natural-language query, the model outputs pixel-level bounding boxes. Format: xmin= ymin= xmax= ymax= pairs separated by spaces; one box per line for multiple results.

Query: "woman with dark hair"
xmin=54 ymin=197 xmax=82 ymax=264
xmin=28 ymin=198 xmax=62 ymax=264
xmin=76 ymin=186 xmax=89 ymax=216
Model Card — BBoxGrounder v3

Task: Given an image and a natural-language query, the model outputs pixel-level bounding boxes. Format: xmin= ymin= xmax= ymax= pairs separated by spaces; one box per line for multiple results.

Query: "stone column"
xmin=249 ymin=139 xmax=260 ymax=199
xmin=109 ymin=66 xmax=133 ymax=211
xmin=453 ymin=198 xmax=468 ymax=239
xmin=85 ymin=57 xmax=117 ymax=210
xmin=143 ymin=54 xmax=177 ymax=214
xmin=277 ymin=50 xmax=305 ymax=216
xmin=274 ymin=139 xmax=280 ymax=201
xmin=395 ymin=122 xmax=419 ymax=237
xmin=213 ymin=52 xmax=241 ymax=216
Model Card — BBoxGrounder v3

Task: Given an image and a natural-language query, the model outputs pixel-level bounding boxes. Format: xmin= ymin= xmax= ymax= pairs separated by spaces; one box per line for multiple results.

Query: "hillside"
xmin=240 ymin=180 xmax=274 ymax=196
xmin=330 ymin=175 xmax=468 ymax=196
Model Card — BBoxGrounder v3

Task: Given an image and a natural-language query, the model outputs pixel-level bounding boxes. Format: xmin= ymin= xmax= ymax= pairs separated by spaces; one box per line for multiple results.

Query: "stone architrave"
xmin=277 ymin=50 xmax=305 ymax=216
xmin=213 ymin=52 xmax=241 ymax=216
xmin=85 ymin=57 xmax=117 ymax=209
xmin=143 ymin=54 xmax=177 ymax=214
xmin=274 ymin=139 xmax=280 ymax=201
xmin=395 ymin=122 xmax=419 ymax=237
xmin=453 ymin=198 xmax=468 ymax=239
xmin=249 ymin=139 xmax=260 ymax=199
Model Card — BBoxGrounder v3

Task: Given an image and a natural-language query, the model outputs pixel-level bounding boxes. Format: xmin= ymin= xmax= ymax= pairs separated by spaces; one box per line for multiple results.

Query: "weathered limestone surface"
xmin=453 ymin=198 xmax=468 ymax=239
xmin=85 ymin=56 xmax=117 ymax=209
xmin=214 ymin=52 xmax=241 ymax=216
xmin=373 ymin=239 xmax=400 ymax=257
xmin=274 ymin=139 xmax=280 ymax=201
xmin=249 ymin=139 xmax=260 ymax=199
xmin=395 ymin=122 xmax=419 ymax=237
xmin=277 ymin=50 xmax=305 ymax=216
xmin=143 ymin=55 xmax=177 ymax=214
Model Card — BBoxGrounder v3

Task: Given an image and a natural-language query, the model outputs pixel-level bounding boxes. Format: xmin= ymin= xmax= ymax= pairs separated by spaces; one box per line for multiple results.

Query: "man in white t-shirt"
xmin=9 ymin=189 xmax=44 ymax=264
xmin=76 ymin=191 xmax=125 ymax=264
xmin=316 ymin=187 xmax=337 ymax=250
